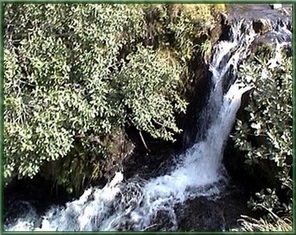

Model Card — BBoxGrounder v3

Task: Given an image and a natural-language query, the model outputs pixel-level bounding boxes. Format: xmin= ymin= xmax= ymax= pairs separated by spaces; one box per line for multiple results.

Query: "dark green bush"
xmin=233 ymin=47 xmax=292 ymax=220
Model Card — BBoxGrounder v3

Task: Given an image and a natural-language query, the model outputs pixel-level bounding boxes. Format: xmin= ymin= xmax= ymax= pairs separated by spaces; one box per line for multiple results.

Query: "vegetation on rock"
xmin=233 ymin=46 xmax=292 ymax=230
xmin=3 ymin=4 xmax=225 ymax=195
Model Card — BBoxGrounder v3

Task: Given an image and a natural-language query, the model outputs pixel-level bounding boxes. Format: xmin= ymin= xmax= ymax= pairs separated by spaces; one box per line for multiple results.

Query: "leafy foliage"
xmin=139 ymin=4 xmax=226 ymax=101
xmin=233 ymin=47 xmax=292 ymax=222
xmin=141 ymin=4 xmax=225 ymax=62
xmin=4 ymin=4 xmax=226 ymax=192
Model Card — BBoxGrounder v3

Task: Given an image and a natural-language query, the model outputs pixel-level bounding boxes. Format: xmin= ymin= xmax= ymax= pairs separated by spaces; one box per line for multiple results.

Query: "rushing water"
xmin=4 ymin=15 xmax=292 ymax=231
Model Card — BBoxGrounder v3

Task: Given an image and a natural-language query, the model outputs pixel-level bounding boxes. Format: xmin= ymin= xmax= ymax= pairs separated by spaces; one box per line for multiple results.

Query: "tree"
xmin=3 ymin=3 xmax=226 ymax=194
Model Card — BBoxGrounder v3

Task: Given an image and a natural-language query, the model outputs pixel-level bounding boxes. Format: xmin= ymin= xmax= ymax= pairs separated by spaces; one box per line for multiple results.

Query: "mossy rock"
xmin=40 ymin=129 xmax=134 ymax=197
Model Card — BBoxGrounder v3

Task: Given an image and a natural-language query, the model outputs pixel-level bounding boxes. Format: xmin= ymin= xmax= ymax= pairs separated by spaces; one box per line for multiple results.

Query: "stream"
xmin=4 ymin=5 xmax=292 ymax=232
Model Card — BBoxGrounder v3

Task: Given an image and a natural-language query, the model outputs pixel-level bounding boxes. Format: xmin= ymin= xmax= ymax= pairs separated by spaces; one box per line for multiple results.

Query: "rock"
xmin=252 ymin=19 xmax=272 ymax=34
xmin=270 ymin=4 xmax=282 ymax=10
xmin=176 ymin=197 xmax=225 ymax=231
xmin=175 ymin=184 xmax=263 ymax=231
xmin=227 ymin=4 xmax=292 ymax=24
xmin=178 ymin=67 xmax=212 ymax=148
xmin=147 ymin=210 xmax=177 ymax=231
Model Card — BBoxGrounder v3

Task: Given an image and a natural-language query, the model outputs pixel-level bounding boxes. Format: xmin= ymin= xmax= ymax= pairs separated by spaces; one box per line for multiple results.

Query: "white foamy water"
xmin=8 ymin=79 xmax=250 ymax=231
xmin=6 ymin=17 xmax=290 ymax=231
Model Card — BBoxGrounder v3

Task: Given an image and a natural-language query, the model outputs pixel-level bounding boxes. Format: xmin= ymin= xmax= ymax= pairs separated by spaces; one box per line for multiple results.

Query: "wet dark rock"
xmin=227 ymin=4 xmax=292 ymax=22
xmin=176 ymin=197 xmax=225 ymax=231
xmin=227 ymin=4 xmax=292 ymax=43
xmin=4 ymin=175 xmax=72 ymax=228
xmin=175 ymin=183 xmax=262 ymax=231
xmin=178 ymin=68 xmax=211 ymax=148
xmin=147 ymin=210 xmax=177 ymax=231
xmin=123 ymin=125 xmax=180 ymax=180
xmin=252 ymin=19 xmax=272 ymax=34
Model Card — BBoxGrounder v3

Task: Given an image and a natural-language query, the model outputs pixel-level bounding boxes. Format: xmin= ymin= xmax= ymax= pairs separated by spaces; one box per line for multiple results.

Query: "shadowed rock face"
xmin=176 ymin=197 xmax=226 ymax=231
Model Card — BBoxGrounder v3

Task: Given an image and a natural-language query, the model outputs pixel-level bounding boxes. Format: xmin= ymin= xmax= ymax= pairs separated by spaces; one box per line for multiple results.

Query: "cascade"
xmin=4 ymin=16 xmax=291 ymax=232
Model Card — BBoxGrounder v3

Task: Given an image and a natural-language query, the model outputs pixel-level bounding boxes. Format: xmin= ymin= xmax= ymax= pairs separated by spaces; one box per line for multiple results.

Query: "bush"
xmin=233 ymin=46 xmax=292 ymax=226
xmin=3 ymin=4 xmax=226 ymax=192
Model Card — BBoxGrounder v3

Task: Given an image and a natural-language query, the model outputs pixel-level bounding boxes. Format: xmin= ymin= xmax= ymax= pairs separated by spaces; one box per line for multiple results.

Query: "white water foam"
xmin=24 ymin=81 xmax=251 ymax=232
xmin=5 ymin=20 xmax=260 ymax=232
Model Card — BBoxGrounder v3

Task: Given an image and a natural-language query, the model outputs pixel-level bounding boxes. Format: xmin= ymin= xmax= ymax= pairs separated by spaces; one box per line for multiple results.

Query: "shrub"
xmin=233 ymin=46 xmax=292 ymax=227
xmin=3 ymin=3 xmax=226 ymax=192
xmin=4 ymin=4 xmax=185 ymax=186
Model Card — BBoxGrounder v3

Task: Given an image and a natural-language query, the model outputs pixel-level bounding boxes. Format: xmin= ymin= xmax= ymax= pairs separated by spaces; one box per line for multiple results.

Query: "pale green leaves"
xmin=4 ymin=4 xmax=188 ymax=184
xmin=117 ymin=45 xmax=187 ymax=141
xmin=234 ymin=47 xmax=292 ymax=217
xmin=236 ymin=51 xmax=292 ymax=167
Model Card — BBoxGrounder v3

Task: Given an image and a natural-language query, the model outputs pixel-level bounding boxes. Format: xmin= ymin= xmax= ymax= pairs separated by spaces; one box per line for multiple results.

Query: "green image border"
xmin=0 ymin=1 xmax=295 ymax=234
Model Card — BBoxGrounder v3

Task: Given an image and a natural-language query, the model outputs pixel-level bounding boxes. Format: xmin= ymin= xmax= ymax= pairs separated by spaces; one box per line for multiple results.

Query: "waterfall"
xmin=4 ymin=16 xmax=291 ymax=232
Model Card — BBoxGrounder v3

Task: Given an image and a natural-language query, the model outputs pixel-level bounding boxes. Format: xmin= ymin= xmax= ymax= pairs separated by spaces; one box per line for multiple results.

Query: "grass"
xmin=231 ymin=214 xmax=292 ymax=232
